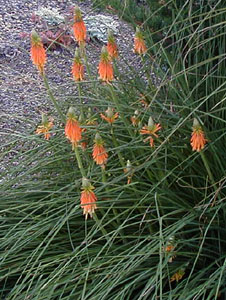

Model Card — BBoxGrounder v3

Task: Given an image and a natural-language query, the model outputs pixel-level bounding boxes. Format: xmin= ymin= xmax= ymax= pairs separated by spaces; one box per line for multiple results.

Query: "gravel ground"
xmin=0 ymin=0 xmax=145 ymax=178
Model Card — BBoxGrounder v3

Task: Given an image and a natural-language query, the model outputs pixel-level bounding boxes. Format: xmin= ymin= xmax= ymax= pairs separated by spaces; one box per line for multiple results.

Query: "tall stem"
xmin=77 ymin=83 xmax=84 ymax=120
xmin=111 ymin=126 xmax=125 ymax=168
xmin=109 ymin=85 xmax=133 ymax=137
xmin=200 ymin=151 xmax=215 ymax=186
xmin=74 ymin=146 xmax=86 ymax=177
xmin=43 ymin=74 xmax=65 ymax=123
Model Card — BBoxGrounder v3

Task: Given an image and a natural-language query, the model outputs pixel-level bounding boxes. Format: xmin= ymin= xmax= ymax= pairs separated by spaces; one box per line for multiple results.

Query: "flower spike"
xmin=92 ymin=133 xmax=108 ymax=168
xmin=71 ymin=48 xmax=84 ymax=81
xmin=73 ymin=6 xmax=87 ymax=45
xmin=30 ymin=30 xmax=46 ymax=74
xmin=107 ymin=29 xmax=118 ymax=59
xmin=190 ymin=118 xmax=207 ymax=152
xmin=80 ymin=177 xmax=97 ymax=219
xmin=98 ymin=46 xmax=114 ymax=83
xmin=65 ymin=107 xmax=82 ymax=149
xmin=134 ymin=27 xmax=147 ymax=55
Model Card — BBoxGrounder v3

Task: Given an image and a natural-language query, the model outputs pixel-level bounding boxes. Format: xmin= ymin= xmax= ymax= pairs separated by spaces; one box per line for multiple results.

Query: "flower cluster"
xmin=32 ymin=5 xmax=208 ymax=219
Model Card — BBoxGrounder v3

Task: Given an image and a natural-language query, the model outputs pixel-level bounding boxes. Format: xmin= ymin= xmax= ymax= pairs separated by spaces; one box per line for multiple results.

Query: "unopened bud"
xmin=148 ymin=116 xmax=154 ymax=128
xmin=41 ymin=112 xmax=48 ymax=124
xmin=193 ymin=118 xmax=200 ymax=127
xmin=67 ymin=107 xmax=76 ymax=118
xmin=82 ymin=177 xmax=90 ymax=188
xmin=94 ymin=132 xmax=102 ymax=142
xmin=106 ymin=107 xmax=114 ymax=118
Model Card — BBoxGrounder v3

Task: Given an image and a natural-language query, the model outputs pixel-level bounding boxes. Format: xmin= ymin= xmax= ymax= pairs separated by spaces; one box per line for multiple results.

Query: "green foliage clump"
xmin=1 ymin=1 xmax=226 ymax=299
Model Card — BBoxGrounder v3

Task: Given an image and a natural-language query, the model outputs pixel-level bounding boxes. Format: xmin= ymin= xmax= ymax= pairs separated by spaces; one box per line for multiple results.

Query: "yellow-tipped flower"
xmin=36 ymin=113 xmax=53 ymax=140
xmin=30 ymin=30 xmax=46 ymax=74
xmin=190 ymin=118 xmax=207 ymax=152
xmin=80 ymin=177 xmax=97 ymax=219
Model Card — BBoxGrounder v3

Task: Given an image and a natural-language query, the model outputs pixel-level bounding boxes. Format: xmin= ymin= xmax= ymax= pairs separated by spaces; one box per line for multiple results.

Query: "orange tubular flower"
xmin=134 ymin=27 xmax=147 ymax=55
xmin=65 ymin=107 xmax=82 ymax=149
xmin=107 ymin=29 xmax=118 ymax=59
xmin=190 ymin=118 xmax=207 ymax=152
xmin=71 ymin=49 xmax=84 ymax=81
xmin=30 ymin=30 xmax=46 ymax=74
xmin=100 ymin=107 xmax=119 ymax=124
xmin=36 ymin=113 xmax=53 ymax=140
xmin=140 ymin=116 xmax=161 ymax=147
xmin=92 ymin=133 xmax=108 ymax=168
xmin=81 ymin=178 xmax=97 ymax=219
xmin=98 ymin=46 xmax=114 ymax=83
xmin=73 ymin=6 xmax=86 ymax=45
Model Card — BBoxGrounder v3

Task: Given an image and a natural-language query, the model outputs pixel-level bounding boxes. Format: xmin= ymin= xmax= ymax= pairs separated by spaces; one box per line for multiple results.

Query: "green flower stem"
xmin=74 ymin=146 xmax=86 ymax=177
xmin=77 ymin=83 xmax=84 ymax=120
xmin=93 ymin=213 xmax=109 ymax=241
xmin=75 ymin=147 xmax=108 ymax=237
xmin=82 ymin=47 xmax=92 ymax=79
xmin=43 ymin=74 xmax=65 ymax=123
xmin=111 ymin=126 xmax=125 ymax=168
xmin=109 ymin=84 xmax=134 ymax=137
xmin=141 ymin=55 xmax=153 ymax=88
xmin=200 ymin=151 xmax=215 ymax=187
xmin=101 ymin=166 xmax=107 ymax=184
xmin=101 ymin=167 xmax=127 ymax=242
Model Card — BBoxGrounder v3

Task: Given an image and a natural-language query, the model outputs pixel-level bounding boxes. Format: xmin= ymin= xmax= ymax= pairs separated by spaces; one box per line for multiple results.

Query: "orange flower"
xmin=170 ymin=269 xmax=185 ymax=282
xmin=107 ymin=30 xmax=118 ymax=59
xmin=36 ymin=113 xmax=53 ymax=140
xmin=140 ymin=116 xmax=161 ymax=147
xmin=72 ymin=62 xmax=84 ymax=81
xmin=164 ymin=241 xmax=176 ymax=263
xmin=80 ymin=178 xmax=97 ymax=219
xmin=30 ymin=30 xmax=46 ymax=74
xmin=190 ymin=118 xmax=207 ymax=152
xmin=134 ymin=27 xmax=147 ymax=55
xmin=73 ymin=6 xmax=86 ymax=44
xmin=100 ymin=107 xmax=119 ymax=124
xmin=98 ymin=46 xmax=114 ymax=83
xmin=92 ymin=133 xmax=108 ymax=168
xmin=165 ymin=245 xmax=175 ymax=252
xmin=130 ymin=110 xmax=140 ymax=127
xmin=71 ymin=49 xmax=84 ymax=81
xmin=65 ymin=107 xmax=82 ymax=148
